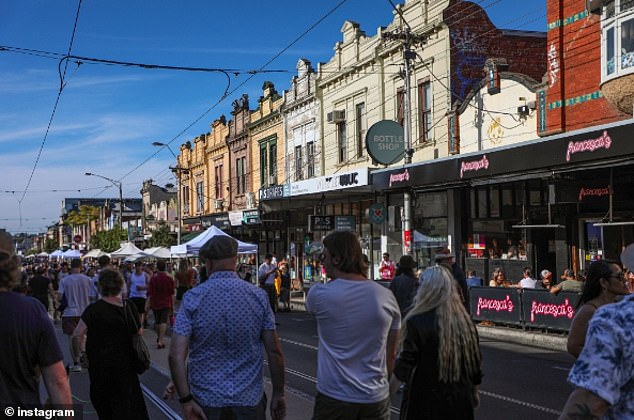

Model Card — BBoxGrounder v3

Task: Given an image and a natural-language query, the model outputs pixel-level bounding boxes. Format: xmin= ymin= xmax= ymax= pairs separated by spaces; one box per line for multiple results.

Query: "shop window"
xmin=355 ymin=102 xmax=365 ymax=158
xmin=196 ymin=181 xmax=204 ymax=213
xmin=501 ymin=188 xmax=514 ymax=218
xmin=396 ymin=88 xmax=404 ymax=127
xmin=295 ymin=145 xmax=303 ymax=181
xmin=621 ymin=18 xmax=634 ymax=70
xmin=419 ymin=191 xmax=447 ymax=217
xmin=477 ymin=188 xmax=488 ymax=218
xmin=602 ymin=1 xmax=634 ymax=80
xmin=417 ymin=80 xmax=432 ymax=143
xmin=306 ymin=141 xmax=315 ymax=178
xmin=337 ymin=122 xmax=347 ymax=163
xmin=489 ymin=186 xmax=500 ymax=218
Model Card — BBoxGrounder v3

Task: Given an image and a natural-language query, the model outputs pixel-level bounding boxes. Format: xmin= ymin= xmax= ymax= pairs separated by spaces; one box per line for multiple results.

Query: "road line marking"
xmin=280 ymin=337 xmax=318 ymax=351
xmin=552 ymin=365 xmax=570 ymax=371
xmin=141 ymin=383 xmax=182 ymax=420
xmin=480 ymin=390 xmax=561 ymax=415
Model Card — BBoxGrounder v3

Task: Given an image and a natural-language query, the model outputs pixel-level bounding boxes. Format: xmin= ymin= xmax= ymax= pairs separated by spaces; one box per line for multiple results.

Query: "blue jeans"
xmin=202 ymin=394 xmax=266 ymax=420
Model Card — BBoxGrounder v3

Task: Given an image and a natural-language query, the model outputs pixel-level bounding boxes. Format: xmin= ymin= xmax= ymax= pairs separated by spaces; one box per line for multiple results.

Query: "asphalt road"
xmin=274 ymin=310 xmax=574 ymax=420
xmin=43 ymin=310 xmax=575 ymax=419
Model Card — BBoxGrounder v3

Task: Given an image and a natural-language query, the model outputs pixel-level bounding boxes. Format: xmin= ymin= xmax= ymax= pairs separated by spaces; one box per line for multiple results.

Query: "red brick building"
xmin=542 ymin=0 xmax=630 ymax=135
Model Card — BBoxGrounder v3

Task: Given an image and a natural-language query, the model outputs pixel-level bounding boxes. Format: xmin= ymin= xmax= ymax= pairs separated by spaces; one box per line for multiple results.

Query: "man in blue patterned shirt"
xmin=168 ymin=235 xmax=286 ymax=420
xmin=559 ymin=281 xmax=634 ymax=420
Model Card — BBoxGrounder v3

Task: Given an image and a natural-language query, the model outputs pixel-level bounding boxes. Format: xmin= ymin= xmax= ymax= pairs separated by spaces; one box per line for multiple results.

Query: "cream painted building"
xmin=205 ymin=116 xmax=231 ymax=212
xmin=249 ymin=82 xmax=284 ymax=197
xmin=459 ymin=72 xmax=541 ymax=154
xmin=282 ymin=59 xmax=321 ymax=182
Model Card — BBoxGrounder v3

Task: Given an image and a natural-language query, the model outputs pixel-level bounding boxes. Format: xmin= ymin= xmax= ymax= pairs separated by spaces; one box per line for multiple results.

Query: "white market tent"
xmin=62 ymin=249 xmax=81 ymax=258
xmin=37 ymin=251 xmax=49 ymax=257
xmin=413 ymin=230 xmax=448 ymax=248
xmin=110 ymin=242 xmax=144 ymax=258
xmin=170 ymin=225 xmax=257 ymax=256
xmin=83 ymin=249 xmax=109 ymax=259
xmin=142 ymin=247 xmax=172 ymax=259
xmin=50 ymin=250 xmax=64 ymax=258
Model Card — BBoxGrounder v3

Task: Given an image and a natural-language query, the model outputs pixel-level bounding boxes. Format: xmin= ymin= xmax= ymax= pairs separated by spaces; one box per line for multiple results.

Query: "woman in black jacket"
xmin=391 ymin=265 xmax=483 ymax=420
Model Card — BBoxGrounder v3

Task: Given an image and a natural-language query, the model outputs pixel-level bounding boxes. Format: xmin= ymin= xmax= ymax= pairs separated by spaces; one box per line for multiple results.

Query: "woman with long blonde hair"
xmin=391 ymin=265 xmax=483 ymax=420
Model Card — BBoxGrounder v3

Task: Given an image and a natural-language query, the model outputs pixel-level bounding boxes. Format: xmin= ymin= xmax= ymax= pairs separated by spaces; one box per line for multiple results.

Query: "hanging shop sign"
xmin=243 ymin=209 xmax=261 ymax=225
xmin=228 ymin=211 xmax=244 ymax=227
xmin=365 ymin=120 xmax=405 ymax=165
xmin=367 ymin=203 xmax=387 ymax=224
xmin=309 ymin=215 xmax=334 ymax=231
xmin=201 ymin=214 xmax=231 ymax=229
xmin=334 ymin=216 xmax=356 ymax=231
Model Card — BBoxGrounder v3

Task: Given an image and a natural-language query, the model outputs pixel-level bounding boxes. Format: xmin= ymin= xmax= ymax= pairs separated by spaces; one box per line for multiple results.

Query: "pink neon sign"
xmin=460 ymin=154 xmax=489 ymax=179
xmin=529 ymin=299 xmax=575 ymax=323
xmin=566 ymin=130 xmax=612 ymax=162
xmin=578 ymin=186 xmax=610 ymax=201
xmin=476 ymin=295 xmax=514 ymax=316
xmin=389 ymin=168 xmax=410 ymax=187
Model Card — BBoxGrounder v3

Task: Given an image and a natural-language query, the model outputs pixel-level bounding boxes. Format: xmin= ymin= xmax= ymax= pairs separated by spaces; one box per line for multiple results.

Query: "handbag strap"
xmin=123 ymin=299 xmax=140 ymax=332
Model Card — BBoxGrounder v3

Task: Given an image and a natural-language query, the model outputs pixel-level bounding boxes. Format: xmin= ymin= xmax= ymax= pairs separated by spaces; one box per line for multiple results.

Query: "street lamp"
xmin=84 ymin=172 xmax=124 ymax=234
xmin=152 ymin=141 xmax=187 ymax=245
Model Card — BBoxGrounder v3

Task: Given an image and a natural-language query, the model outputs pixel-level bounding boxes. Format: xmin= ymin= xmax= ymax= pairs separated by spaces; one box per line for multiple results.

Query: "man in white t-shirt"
xmin=519 ymin=267 xmax=538 ymax=289
xmin=306 ymin=231 xmax=400 ymax=420
xmin=58 ymin=258 xmax=91 ymax=372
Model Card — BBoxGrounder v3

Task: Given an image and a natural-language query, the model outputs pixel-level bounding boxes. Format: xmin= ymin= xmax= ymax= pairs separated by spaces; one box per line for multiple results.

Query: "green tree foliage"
xmin=44 ymin=238 xmax=57 ymax=253
xmin=66 ymin=205 xmax=100 ymax=228
xmin=90 ymin=227 xmax=127 ymax=252
xmin=148 ymin=221 xmax=175 ymax=248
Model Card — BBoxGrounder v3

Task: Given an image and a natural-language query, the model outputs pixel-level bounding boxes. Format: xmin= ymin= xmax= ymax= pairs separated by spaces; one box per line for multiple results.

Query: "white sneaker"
xmin=70 ymin=364 xmax=82 ymax=373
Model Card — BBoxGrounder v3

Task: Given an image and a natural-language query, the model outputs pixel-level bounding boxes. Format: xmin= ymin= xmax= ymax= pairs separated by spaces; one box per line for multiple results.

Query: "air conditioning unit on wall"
xmin=327 ymin=110 xmax=345 ymax=123
xmin=245 ymin=192 xmax=256 ymax=209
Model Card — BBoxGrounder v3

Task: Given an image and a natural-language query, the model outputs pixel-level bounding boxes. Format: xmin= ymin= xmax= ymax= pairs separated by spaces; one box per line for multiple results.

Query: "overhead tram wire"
xmin=116 ymin=0 xmax=352 ymax=185
xmin=19 ymin=0 xmax=83 ymax=207
xmin=90 ymin=0 xmax=548 ymax=189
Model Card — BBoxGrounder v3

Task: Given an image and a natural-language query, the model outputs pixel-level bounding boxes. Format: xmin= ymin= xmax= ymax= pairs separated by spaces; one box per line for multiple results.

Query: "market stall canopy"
xmin=110 ymin=242 xmax=144 ymax=258
xmin=171 ymin=226 xmax=257 ymax=255
xmin=142 ymin=247 xmax=172 ymax=259
xmin=413 ymin=231 xmax=448 ymax=249
xmin=62 ymin=249 xmax=81 ymax=258
xmin=83 ymin=249 xmax=108 ymax=259
xmin=37 ymin=251 xmax=49 ymax=257
xmin=49 ymin=250 xmax=64 ymax=258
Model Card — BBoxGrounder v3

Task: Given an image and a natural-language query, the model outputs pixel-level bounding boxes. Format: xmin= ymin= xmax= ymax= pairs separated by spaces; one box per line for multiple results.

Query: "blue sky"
xmin=0 ymin=0 xmax=546 ymax=235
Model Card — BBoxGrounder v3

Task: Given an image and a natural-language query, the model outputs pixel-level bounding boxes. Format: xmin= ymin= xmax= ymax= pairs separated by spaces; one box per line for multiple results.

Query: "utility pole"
xmin=85 ymin=172 xmax=125 ymax=237
xmin=382 ymin=27 xmax=427 ymax=256
xmin=153 ymin=142 xmax=189 ymax=245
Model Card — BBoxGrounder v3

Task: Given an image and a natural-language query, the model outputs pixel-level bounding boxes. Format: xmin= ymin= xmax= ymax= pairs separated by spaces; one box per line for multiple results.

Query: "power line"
xmin=18 ymin=0 xmax=83 ymax=205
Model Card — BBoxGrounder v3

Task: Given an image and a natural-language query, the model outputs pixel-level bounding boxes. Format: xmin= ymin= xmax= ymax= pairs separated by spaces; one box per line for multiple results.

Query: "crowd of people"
xmin=2 ymin=226 xmax=634 ymax=419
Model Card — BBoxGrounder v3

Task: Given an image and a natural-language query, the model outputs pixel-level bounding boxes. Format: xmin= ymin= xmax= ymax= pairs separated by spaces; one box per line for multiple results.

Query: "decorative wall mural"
xmin=487 ymin=118 xmax=504 ymax=145
xmin=548 ymin=43 xmax=559 ymax=87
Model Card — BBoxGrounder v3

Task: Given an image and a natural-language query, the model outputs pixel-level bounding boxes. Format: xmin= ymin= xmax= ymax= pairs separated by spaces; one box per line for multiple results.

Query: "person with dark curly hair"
xmin=566 ymin=260 xmax=629 ymax=358
xmin=0 ymin=250 xmax=72 ymax=408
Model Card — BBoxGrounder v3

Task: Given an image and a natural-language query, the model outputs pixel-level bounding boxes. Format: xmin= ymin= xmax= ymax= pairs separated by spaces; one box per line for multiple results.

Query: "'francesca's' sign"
xmin=460 ymin=154 xmax=489 ymax=178
xmin=389 ymin=169 xmax=410 ymax=187
xmin=566 ymin=130 xmax=612 ymax=162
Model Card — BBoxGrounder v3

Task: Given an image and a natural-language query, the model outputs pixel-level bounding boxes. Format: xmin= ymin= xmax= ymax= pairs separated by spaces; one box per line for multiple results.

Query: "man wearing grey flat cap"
xmin=169 ymin=235 xmax=287 ymax=420
xmin=434 ymin=247 xmax=469 ymax=311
